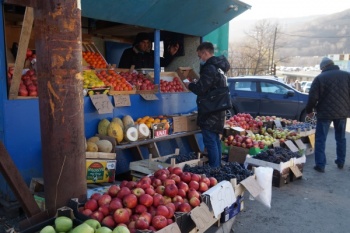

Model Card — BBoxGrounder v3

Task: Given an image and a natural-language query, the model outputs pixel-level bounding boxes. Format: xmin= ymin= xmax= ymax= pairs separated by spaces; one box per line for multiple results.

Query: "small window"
xmin=234 ymin=81 xmax=257 ymax=92
xmin=261 ymin=81 xmax=289 ymax=94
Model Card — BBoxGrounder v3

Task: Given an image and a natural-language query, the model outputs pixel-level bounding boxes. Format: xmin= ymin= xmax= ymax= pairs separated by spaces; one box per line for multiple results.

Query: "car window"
xmin=233 ymin=81 xmax=257 ymax=92
xmin=261 ymin=81 xmax=289 ymax=94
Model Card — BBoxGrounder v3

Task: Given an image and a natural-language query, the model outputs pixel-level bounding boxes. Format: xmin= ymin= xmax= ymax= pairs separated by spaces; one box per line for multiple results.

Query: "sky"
xmin=234 ymin=0 xmax=350 ymax=20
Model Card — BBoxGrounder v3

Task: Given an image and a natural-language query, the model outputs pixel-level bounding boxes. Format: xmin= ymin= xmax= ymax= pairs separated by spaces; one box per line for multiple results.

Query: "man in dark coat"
xmin=306 ymin=57 xmax=350 ymax=172
xmin=118 ymin=32 xmax=179 ymax=69
xmin=185 ymin=42 xmax=230 ymax=167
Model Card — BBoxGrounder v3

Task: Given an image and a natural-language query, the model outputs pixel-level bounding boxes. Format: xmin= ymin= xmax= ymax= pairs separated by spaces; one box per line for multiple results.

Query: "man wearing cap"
xmin=306 ymin=57 xmax=350 ymax=173
xmin=119 ymin=32 xmax=179 ymax=69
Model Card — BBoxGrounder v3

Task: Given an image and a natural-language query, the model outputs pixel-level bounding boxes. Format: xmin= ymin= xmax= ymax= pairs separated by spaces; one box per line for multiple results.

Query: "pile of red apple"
xmin=120 ymin=72 xmax=156 ymax=91
xmin=79 ymin=167 xmax=218 ymax=232
xmin=226 ymin=113 xmax=263 ymax=131
xmin=224 ymin=134 xmax=265 ymax=149
xmin=26 ymin=48 xmax=36 ymax=61
xmin=7 ymin=67 xmax=38 ymax=97
xmin=160 ymin=77 xmax=185 ymax=93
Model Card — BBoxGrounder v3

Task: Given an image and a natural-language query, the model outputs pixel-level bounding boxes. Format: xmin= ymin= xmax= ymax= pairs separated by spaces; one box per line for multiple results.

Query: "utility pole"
xmin=34 ymin=0 xmax=87 ymax=214
xmin=271 ymin=27 xmax=277 ymax=74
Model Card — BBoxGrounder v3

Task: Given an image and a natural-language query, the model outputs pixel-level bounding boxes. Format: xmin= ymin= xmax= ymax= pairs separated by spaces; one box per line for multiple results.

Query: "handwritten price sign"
xmin=90 ymin=94 xmax=114 ymax=114
xmin=113 ymin=95 xmax=131 ymax=107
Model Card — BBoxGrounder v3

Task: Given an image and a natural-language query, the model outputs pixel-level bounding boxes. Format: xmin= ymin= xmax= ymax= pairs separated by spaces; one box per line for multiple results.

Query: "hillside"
xmin=230 ymin=9 xmax=350 ymax=58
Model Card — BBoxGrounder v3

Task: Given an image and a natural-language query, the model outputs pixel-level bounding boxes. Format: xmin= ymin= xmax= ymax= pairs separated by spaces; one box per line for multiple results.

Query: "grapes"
xmin=163 ymin=152 xmax=198 ymax=163
xmin=183 ymin=162 xmax=253 ymax=183
xmin=253 ymin=147 xmax=301 ymax=164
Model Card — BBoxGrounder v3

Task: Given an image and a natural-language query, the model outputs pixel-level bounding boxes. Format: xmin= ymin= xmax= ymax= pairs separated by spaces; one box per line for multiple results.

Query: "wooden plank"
xmin=0 ymin=141 xmax=41 ymax=217
xmin=8 ymin=7 xmax=34 ymax=100
xmin=147 ymin=142 xmax=160 ymax=158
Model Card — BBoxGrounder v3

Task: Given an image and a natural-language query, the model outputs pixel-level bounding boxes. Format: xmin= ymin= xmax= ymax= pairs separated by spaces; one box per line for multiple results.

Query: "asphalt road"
xmin=233 ymin=119 xmax=350 ymax=233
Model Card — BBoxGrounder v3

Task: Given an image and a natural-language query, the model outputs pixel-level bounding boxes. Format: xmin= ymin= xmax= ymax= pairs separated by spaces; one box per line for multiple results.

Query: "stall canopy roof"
xmin=81 ymin=0 xmax=251 ymax=37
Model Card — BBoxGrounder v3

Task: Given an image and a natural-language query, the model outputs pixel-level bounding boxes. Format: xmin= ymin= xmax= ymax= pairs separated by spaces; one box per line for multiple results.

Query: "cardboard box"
xmin=171 ymin=114 xmax=198 ymax=133
xmin=176 ymin=67 xmax=199 ymax=81
xmin=220 ymin=195 xmax=244 ymax=223
xmin=86 ymin=152 xmax=116 ymax=183
xmin=228 ymin=146 xmax=249 ymax=164
xmin=151 ymin=122 xmax=170 ymax=138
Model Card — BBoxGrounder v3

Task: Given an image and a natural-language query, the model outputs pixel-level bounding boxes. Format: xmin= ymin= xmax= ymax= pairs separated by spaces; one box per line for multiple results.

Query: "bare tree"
xmin=228 ymin=20 xmax=288 ymax=76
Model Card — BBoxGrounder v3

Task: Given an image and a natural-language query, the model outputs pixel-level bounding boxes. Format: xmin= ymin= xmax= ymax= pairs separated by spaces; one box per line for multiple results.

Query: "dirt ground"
xmin=233 ymin=119 xmax=350 ymax=233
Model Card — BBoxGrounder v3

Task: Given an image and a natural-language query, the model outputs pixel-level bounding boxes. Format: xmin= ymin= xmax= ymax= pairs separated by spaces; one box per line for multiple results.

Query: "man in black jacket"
xmin=306 ymin=57 xmax=350 ymax=172
xmin=118 ymin=32 xmax=179 ymax=69
xmin=185 ymin=42 xmax=230 ymax=167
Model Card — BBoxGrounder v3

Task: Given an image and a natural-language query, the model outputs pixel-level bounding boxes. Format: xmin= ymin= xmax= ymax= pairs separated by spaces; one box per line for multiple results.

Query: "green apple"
xmin=40 ymin=225 xmax=56 ymax=233
xmin=96 ymin=226 xmax=113 ymax=233
xmin=112 ymin=225 xmax=130 ymax=233
xmin=55 ymin=216 xmax=73 ymax=232
xmin=84 ymin=219 xmax=101 ymax=230
xmin=71 ymin=223 xmax=94 ymax=233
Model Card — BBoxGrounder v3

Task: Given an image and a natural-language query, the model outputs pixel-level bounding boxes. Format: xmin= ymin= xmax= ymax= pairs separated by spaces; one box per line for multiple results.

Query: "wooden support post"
xmin=34 ymin=0 xmax=87 ymax=214
xmin=0 ymin=142 xmax=41 ymax=217
xmin=8 ymin=7 xmax=34 ymax=100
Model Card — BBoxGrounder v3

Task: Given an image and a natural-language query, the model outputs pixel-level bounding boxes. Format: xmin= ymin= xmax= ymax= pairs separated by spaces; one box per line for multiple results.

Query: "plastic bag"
xmin=252 ymin=167 xmax=273 ymax=208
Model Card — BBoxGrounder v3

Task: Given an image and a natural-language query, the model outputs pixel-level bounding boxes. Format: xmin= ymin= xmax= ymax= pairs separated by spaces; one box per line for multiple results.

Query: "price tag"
xmin=113 ymin=95 xmax=131 ymax=107
xmin=140 ymin=94 xmax=159 ymax=100
xmin=90 ymin=94 xmax=113 ymax=114
xmin=274 ymin=120 xmax=283 ymax=128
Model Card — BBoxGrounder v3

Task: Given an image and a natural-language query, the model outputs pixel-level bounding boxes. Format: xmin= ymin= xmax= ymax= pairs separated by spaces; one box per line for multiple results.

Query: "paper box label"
xmin=86 ymin=160 xmax=116 ymax=183
xmin=190 ymin=203 xmax=217 ymax=233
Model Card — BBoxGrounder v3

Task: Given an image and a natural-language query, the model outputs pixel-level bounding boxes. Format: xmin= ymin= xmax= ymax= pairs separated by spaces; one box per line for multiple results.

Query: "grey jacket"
xmin=305 ymin=65 xmax=350 ymax=119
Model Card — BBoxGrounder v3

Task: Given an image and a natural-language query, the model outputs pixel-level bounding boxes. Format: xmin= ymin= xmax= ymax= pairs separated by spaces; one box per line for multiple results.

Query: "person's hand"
xmin=307 ymin=112 xmax=315 ymax=118
xmin=168 ymin=43 xmax=179 ymax=56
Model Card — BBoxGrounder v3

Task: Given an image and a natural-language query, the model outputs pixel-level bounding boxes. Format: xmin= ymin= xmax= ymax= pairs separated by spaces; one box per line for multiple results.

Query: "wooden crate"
xmin=82 ymin=41 xmax=108 ymax=68
xmin=148 ymin=72 xmax=189 ymax=93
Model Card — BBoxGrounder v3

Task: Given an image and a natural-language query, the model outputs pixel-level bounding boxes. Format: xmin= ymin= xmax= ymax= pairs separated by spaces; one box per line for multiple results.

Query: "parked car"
xmin=226 ymin=76 xmax=309 ymax=121
xmin=302 ymin=81 xmax=312 ymax=93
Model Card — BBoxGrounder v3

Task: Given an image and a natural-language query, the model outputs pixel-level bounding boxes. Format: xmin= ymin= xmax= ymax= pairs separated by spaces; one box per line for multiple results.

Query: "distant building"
xmin=328 ymin=54 xmax=350 ymax=72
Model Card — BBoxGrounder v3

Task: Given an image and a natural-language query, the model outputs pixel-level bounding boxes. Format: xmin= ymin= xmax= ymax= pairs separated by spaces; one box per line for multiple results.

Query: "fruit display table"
xmin=115 ymin=130 xmax=202 ymax=160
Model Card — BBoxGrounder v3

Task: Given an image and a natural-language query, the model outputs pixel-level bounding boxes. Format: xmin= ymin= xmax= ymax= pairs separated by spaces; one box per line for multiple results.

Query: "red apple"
xmin=113 ymin=208 xmax=130 ymax=224
xmin=156 ymin=205 xmax=169 ymax=218
xmin=165 ymin=202 xmax=176 ymax=212
xmin=117 ymin=187 xmax=131 ymax=199
xmin=178 ymin=203 xmax=192 ymax=213
xmin=188 ymin=180 xmax=199 ymax=191
xmin=84 ymin=199 xmax=98 ymax=212
xmin=189 ymin=197 xmax=201 ymax=207
xmin=81 ymin=208 xmax=92 ymax=216
xmin=135 ymin=204 xmax=148 ymax=214
xmin=199 ymin=182 xmax=209 ymax=192
xmin=172 ymin=195 xmax=184 ymax=203
xmin=136 ymin=180 xmax=151 ymax=189
xmin=140 ymin=212 xmax=152 ymax=224
xmin=200 ymin=176 xmax=211 ymax=186
xmin=139 ymin=194 xmax=153 ymax=207
xmin=155 ymin=185 xmax=165 ymax=195
xmin=98 ymin=204 xmax=110 ymax=216
xmin=120 ymin=180 xmax=128 ymax=188
xmin=152 ymin=215 xmax=168 ymax=230
xmin=108 ymin=185 xmax=120 ymax=197
xmin=209 ymin=177 xmax=218 ymax=187
xmin=169 ymin=174 xmax=181 ymax=183
xmin=132 ymin=187 xmax=145 ymax=198
xmin=151 ymin=178 xmax=162 ymax=188
xmin=180 ymin=172 xmax=192 ymax=183
xmin=164 ymin=184 xmax=178 ymax=198
xmin=153 ymin=193 xmax=164 ymax=207
xmin=109 ymin=199 xmax=123 ymax=213
xmin=98 ymin=194 xmax=112 ymax=206
xmin=163 ymin=179 xmax=176 ymax=186
xmin=90 ymin=210 xmax=104 ymax=222
xmin=171 ymin=167 xmax=183 ymax=176
xmin=126 ymin=181 xmax=137 ymax=190
xmin=163 ymin=196 xmax=172 ymax=205
xmin=90 ymin=193 xmax=102 ymax=201
xmin=177 ymin=181 xmax=189 ymax=193
xmin=123 ymin=193 xmax=138 ymax=209
xmin=177 ymin=188 xmax=186 ymax=198
xmin=187 ymin=189 xmax=200 ymax=199
xmin=135 ymin=217 xmax=149 ymax=230
xmin=102 ymin=215 xmax=116 ymax=228
xmin=145 ymin=187 xmax=155 ymax=196
xmin=191 ymin=174 xmax=201 ymax=182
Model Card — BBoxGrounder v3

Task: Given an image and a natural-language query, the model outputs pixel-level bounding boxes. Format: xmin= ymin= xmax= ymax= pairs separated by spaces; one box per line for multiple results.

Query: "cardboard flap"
xmin=290 ymin=165 xmax=302 ymax=178
xmin=202 ymin=180 xmax=235 ymax=217
xmin=156 ymin=222 xmax=181 ymax=233
xmin=274 ymin=120 xmax=282 ymax=128
xmin=294 ymin=139 xmax=307 ymax=150
xmin=239 ymin=175 xmax=263 ymax=198
xmin=190 ymin=203 xmax=217 ymax=233
xmin=308 ymin=134 xmax=315 ymax=148
xmin=284 ymin=140 xmax=299 ymax=152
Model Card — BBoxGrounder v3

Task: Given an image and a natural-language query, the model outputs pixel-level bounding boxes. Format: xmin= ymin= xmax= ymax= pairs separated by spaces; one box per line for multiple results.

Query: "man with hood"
xmin=118 ymin=32 xmax=179 ymax=69
xmin=306 ymin=57 xmax=350 ymax=173
xmin=185 ymin=42 xmax=230 ymax=167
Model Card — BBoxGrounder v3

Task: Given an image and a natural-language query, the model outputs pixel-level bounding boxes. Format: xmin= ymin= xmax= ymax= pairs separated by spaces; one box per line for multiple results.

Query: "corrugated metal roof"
xmin=81 ymin=0 xmax=250 ymax=37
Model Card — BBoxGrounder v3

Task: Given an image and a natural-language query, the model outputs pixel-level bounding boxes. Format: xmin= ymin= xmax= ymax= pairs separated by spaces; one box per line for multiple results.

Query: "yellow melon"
xmin=98 ymin=119 xmax=110 ymax=135
xmin=87 ymin=136 xmax=100 ymax=143
xmin=86 ymin=142 xmax=98 ymax=152
xmin=112 ymin=117 xmax=125 ymax=132
xmin=122 ymin=115 xmax=135 ymax=130
xmin=96 ymin=140 xmax=113 ymax=153
xmin=107 ymin=122 xmax=124 ymax=143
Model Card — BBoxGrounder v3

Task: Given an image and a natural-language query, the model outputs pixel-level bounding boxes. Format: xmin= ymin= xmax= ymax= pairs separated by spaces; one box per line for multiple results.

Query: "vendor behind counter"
xmin=118 ymin=32 xmax=180 ymax=69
